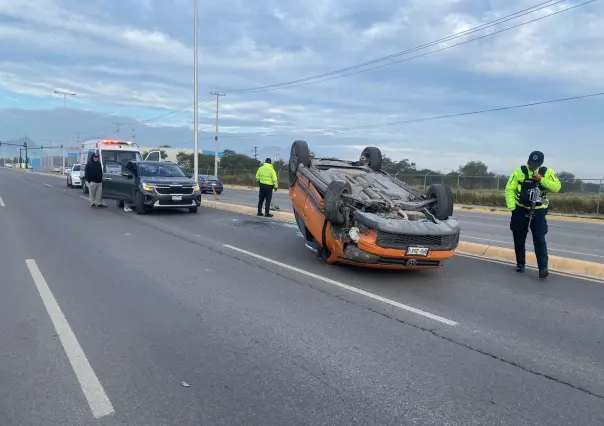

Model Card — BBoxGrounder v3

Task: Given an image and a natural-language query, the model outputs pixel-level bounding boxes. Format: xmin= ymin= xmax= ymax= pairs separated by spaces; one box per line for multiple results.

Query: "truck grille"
xmin=155 ymin=187 xmax=193 ymax=195
xmin=376 ymin=232 xmax=459 ymax=251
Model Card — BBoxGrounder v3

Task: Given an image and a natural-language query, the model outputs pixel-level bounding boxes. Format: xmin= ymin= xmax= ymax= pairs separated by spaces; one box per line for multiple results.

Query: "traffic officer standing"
xmin=256 ymin=158 xmax=278 ymax=217
xmin=505 ymin=151 xmax=561 ymax=279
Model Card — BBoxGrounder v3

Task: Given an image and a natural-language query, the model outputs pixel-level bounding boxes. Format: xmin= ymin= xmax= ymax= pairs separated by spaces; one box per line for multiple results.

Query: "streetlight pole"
xmin=193 ymin=0 xmax=199 ymax=182
xmin=210 ymin=92 xmax=225 ymax=177
xmin=53 ymin=89 xmax=76 ymax=174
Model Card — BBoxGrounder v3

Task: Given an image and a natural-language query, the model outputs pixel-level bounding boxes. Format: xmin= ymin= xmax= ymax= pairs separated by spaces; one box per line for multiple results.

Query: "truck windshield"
xmin=102 ymin=150 xmax=141 ymax=173
xmin=139 ymin=163 xmax=186 ymax=178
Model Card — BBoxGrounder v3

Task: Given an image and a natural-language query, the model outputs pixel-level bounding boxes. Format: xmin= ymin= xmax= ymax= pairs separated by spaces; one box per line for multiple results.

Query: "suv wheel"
xmin=189 ymin=206 xmax=198 ymax=213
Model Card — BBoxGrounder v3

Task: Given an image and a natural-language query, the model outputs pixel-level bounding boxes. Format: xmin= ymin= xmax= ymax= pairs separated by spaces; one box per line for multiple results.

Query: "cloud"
xmin=0 ymin=0 xmax=603 ymax=177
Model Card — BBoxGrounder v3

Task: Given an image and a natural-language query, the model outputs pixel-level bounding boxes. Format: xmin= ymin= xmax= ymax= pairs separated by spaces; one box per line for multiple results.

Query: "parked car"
xmin=66 ymin=164 xmax=82 ymax=188
xmin=198 ymin=175 xmax=223 ymax=194
xmin=288 ymin=140 xmax=460 ymax=270
xmin=101 ymin=161 xmax=202 ymax=214
xmin=52 ymin=166 xmax=62 ymax=173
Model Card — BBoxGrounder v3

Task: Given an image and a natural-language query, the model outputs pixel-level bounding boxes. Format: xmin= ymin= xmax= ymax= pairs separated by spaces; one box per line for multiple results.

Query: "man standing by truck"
xmin=84 ymin=153 xmax=106 ymax=208
xmin=505 ymin=151 xmax=561 ymax=279
xmin=256 ymin=158 xmax=278 ymax=217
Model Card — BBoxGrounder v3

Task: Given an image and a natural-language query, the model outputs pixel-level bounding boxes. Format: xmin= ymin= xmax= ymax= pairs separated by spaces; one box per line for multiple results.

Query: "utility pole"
xmin=253 ymin=146 xmax=258 ymax=161
xmin=53 ymin=89 xmax=76 ymax=175
xmin=45 ymin=138 xmax=53 ymax=169
xmin=193 ymin=0 xmax=199 ymax=181
xmin=113 ymin=122 xmax=124 ymax=138
xmin=210 ymin=91 xmax=225 ymax=177
xmin=23 ymin=133 xmax=28 ymax=169
xmin=132 ymin=127 xmax=136 ymax=142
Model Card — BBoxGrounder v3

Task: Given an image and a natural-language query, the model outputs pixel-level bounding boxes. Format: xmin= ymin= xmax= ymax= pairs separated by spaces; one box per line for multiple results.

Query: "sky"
xmin=0 ymin=0 xmax=603 ymax=178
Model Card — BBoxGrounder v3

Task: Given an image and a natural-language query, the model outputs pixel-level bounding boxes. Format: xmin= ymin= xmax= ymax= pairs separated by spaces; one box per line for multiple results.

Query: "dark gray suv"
xmin=102 ymin=161 xmax=202 ymax=214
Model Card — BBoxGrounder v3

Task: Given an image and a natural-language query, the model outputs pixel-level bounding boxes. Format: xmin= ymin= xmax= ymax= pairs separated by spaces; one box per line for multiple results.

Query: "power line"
xmin=166 ymin=90 xmax=604 ymax=142
xmin=77 ymin=96 xmax=215 ymax=141
xmin=322 ymin=91 xmax=604 ymax=132
xmin=223 ymin=0 xmax=596 ymax=94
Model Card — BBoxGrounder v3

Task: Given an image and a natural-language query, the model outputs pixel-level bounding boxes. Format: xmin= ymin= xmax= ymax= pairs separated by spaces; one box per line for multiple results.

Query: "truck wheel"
xmin=135 ymin=192 xmax=146 ymax=215
xmin=360 ymin=147 xmax=382 ymax=172
xmin=289 ymin=140 xmax=311 ymax=187
xmin=427 ymin=184 xmax=453 ymax=220
xmin=324 ymin=180 xmax=351 ymax=225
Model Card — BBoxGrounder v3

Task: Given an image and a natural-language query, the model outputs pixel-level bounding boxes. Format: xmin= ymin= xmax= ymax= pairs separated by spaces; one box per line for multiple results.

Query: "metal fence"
xmin=207 ymin=168 xmax=604 ymax=195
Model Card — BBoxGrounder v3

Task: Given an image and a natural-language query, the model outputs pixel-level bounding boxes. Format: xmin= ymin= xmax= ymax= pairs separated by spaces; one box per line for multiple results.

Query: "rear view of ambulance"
xmin=79 ymin=139 xmax=142 ymax=194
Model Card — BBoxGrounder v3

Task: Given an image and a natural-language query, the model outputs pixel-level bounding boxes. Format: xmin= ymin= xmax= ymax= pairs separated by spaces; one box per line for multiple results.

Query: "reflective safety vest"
xmin=505 ymin=164 xmax=561 ymax=210
xmin=256 ymin=163 xmax=278 ymax=188
xmin=517 ymin=165 xmax=548 ymax=208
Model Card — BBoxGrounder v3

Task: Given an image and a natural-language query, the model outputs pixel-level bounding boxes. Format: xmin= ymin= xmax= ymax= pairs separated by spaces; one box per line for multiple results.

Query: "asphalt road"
xmin=1 ymin=167 xmax=604 ymax=425
xmin=211 ymin=186 xmax=604 ymax=263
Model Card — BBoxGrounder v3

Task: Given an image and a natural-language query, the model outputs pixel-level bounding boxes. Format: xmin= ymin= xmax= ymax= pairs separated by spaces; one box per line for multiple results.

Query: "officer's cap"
xmin=265 ymin=157 xmax=272 ymax=164
xmin=527 ymin=151 xmax=544 ymax=167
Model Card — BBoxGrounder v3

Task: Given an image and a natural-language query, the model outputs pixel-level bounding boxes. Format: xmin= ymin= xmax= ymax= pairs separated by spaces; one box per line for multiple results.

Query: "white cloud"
xmin=0 ymin=0 xmax=603 ymax=176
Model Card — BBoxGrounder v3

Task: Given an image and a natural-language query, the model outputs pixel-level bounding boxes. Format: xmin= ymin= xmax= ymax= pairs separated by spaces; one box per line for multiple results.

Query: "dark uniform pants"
xmin=510 ymin=207 xmax=549 ymax=270
xmin=258 ymin=183 xmax=274 ymax=214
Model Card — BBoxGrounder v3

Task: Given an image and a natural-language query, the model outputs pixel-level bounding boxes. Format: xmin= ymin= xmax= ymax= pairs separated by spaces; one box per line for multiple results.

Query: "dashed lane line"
xmin=25 ymin=259 xmax=115 ymax=419
xmin=223 ymin=244 xmax=458 ymax=326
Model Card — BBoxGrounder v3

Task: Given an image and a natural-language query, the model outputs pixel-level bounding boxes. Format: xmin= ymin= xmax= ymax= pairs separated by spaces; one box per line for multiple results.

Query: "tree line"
xmin=145 ymin=147 xmax=599 ymax=194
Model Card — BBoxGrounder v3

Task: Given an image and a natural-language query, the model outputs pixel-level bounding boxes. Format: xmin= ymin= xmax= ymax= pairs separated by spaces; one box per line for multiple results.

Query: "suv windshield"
xmin=139 ymin=163 xmax=186 ymax=178
xmin=102 ymin=150 xmax=141 ymax=173
xmin=201 ymin=175 xmax=218 ymax=180
xmin=72 ymin=165 xmax=81 ymax=172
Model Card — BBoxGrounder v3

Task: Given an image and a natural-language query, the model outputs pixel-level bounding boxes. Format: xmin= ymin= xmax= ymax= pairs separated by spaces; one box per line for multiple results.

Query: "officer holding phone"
xmin=505 ymin=151 xmax=561 ymax=279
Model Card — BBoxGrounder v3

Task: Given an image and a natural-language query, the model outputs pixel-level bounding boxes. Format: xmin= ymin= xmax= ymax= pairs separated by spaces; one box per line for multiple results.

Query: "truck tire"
xmin=135 ymin=192 xmax=146 ymax=215
xmin=427 ymin=184 xmax=454 ymax=220
xmin=324 ymin=180 xmax=352 ymax=225
xmin=289 ymin=140 xmax=311 ymax=187
xmin=360 ymin=147 xmax=382 ymax=171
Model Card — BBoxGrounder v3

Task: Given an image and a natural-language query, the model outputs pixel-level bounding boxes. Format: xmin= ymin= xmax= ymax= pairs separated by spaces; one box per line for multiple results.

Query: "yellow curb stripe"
xmin=199 ymin=199 xmax=604 ymax=282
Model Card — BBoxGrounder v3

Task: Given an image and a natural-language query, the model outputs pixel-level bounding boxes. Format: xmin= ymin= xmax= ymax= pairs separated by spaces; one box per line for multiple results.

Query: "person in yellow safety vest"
xmin=256 ymin=158 xmax=278 ymax=217
xmin=505 ymin=150 xmax=561 ymax=280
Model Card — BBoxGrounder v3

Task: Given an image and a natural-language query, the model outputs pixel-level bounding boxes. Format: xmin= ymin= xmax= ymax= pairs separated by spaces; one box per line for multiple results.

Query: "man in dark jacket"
xmin=84 ymin=153 xmax=106 ymax=208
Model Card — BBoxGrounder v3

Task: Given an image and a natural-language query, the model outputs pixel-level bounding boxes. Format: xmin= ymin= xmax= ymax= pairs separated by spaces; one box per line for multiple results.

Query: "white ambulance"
xmin=79 ymin=139 xmax=142 ymax=194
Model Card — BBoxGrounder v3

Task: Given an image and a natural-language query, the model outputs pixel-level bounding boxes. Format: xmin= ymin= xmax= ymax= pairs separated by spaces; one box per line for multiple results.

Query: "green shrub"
xmin=453 ymin=190 xmax=603 ymax=215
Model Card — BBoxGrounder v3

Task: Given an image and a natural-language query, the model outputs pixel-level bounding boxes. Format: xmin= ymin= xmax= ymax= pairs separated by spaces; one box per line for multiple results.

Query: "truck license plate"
xmin=406 ymin=247 xmax=429 ymax=256
xmin=172 ymin=196 xmax=182 ymax=201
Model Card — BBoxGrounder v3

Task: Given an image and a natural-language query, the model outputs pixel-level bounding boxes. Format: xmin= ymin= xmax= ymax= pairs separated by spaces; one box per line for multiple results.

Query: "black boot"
xmin=516 ymin=264 xmax=525 ymax=273
xmin=539 ymin=268 xmax=549 ymax=280
xmin=257 ymin=212 xmax=264 ymax=216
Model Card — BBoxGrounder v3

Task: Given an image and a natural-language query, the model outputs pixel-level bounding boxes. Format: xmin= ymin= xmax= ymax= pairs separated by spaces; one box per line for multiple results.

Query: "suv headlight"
xmin=193 ymin=184 xmax=200 ymax=192
xmin=142 ymin=183 xmax=154 ymax=192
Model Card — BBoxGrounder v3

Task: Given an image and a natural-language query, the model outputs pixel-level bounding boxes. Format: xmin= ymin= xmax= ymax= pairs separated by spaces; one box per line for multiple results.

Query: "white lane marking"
xmin=223 ymin=244 xmax=458 ymax=326
xmin=25 ymin=259 xmax=115 ymax=419
xmin=463 ymin=235 xmax=604 ymax=259
xmin=0 ymin=196 xmax=4 ymax=207
xmin=80 ymin=196 xmax=89 ymax=201
xmin=44 ymin=183 xmax=53 ymax=188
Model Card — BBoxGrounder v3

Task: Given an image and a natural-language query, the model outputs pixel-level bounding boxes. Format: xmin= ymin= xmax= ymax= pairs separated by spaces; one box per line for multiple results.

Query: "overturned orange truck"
xmin=288 ymin=141 xmax=461 ymax=270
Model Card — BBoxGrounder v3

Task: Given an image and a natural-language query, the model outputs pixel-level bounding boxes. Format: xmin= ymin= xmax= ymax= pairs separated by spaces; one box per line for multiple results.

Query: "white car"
xmin=52 ymin=166 xmax=62 ymax=173
xmin=66 ymin=164 xmax=82 ymax=188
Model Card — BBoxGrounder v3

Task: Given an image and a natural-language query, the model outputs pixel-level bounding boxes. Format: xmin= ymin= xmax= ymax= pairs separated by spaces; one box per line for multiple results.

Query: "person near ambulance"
xmin=84 ymin=152 xmax=107 ymax=208
xmin=505 ymin=150 xmax=561 ymax=279
xmin=256 ymin=158 xmax=278 ymax=217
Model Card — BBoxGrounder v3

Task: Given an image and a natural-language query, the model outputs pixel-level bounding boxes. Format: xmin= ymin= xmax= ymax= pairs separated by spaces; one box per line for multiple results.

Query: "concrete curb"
xmin=199 ymin=199 xmax=604 ymax=281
